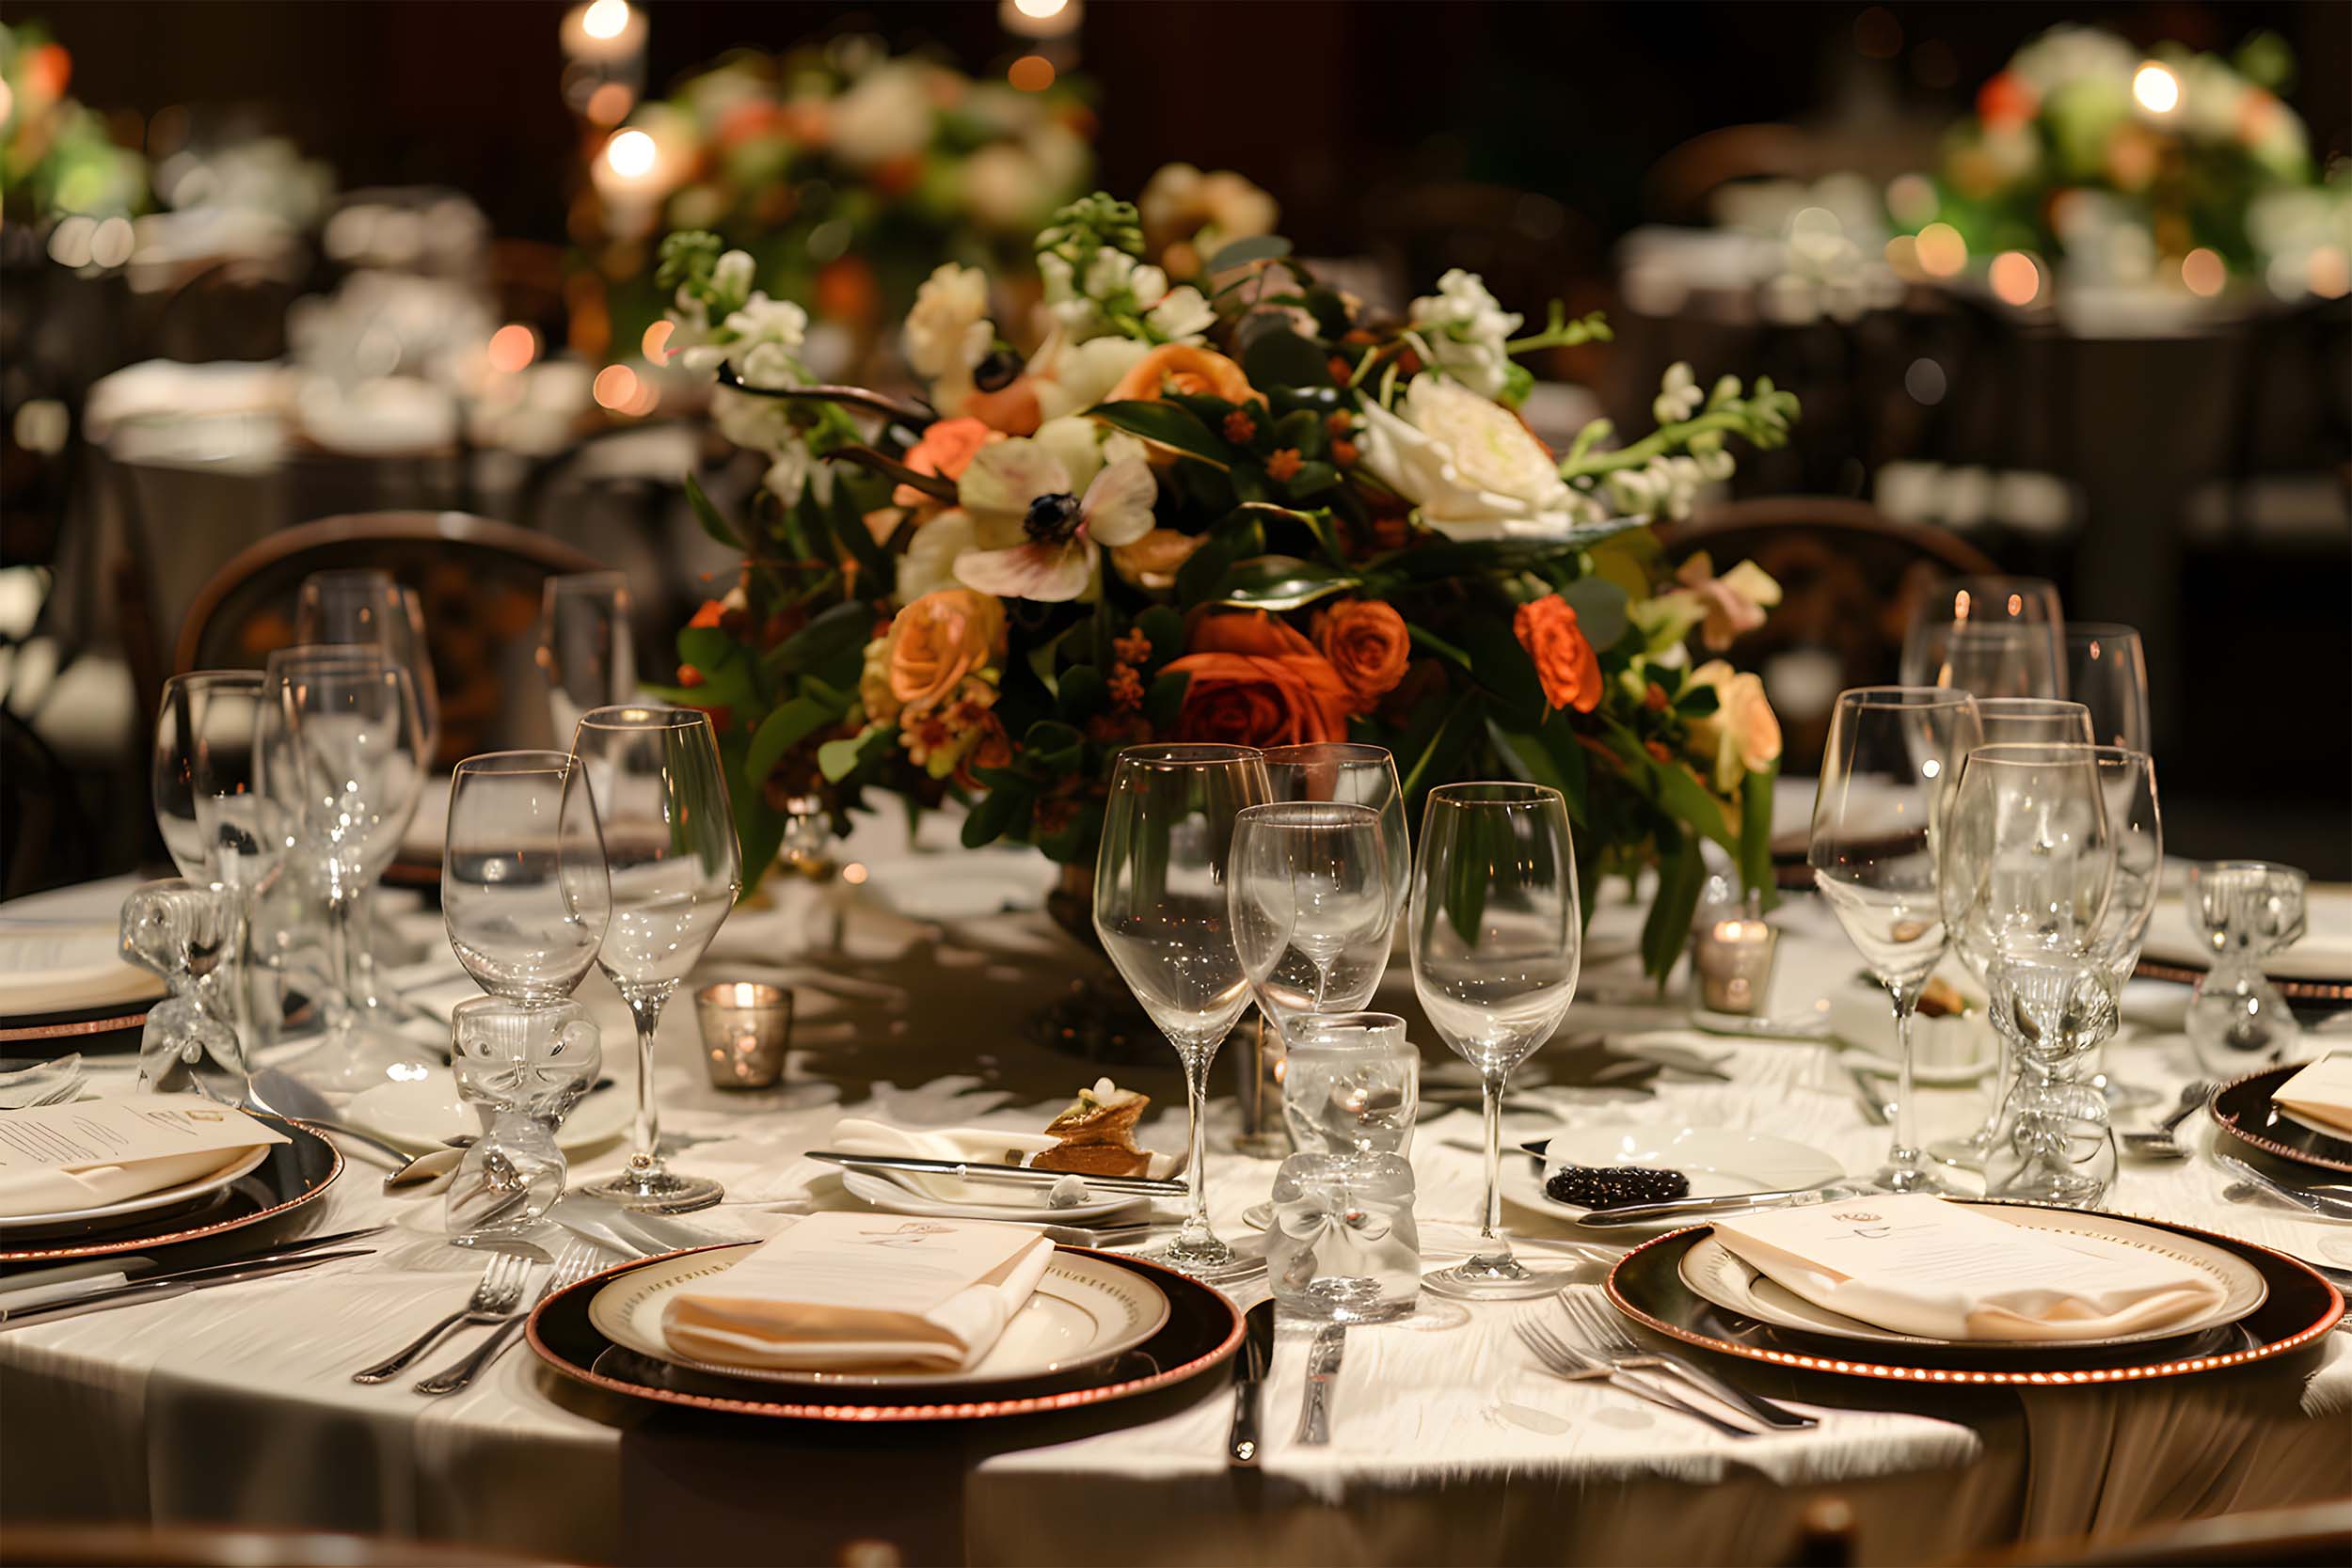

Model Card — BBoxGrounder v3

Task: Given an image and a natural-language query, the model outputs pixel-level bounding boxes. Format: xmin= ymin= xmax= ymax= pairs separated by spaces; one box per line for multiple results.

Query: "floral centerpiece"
xmin=657 ymin=191 xmax=1797 ymax=981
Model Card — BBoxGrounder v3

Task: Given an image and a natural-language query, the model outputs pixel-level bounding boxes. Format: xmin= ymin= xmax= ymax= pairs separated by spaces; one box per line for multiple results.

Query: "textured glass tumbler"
xmin=1280 ymin=1012 xmax=1418 ymax=1156
xmin=1269 ymin=1151 xmax=1420 ymax=1323
xmin=2185 ymin=861 xmax=2306 ymax=1076
xmin=446 ymin=996 xmax=602 ymax=1243
xmin=121 ymin=879 xmax=246 ymax=1104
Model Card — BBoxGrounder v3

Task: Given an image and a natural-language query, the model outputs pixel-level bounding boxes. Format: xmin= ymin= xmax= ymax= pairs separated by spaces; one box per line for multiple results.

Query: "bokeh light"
xmin=581 ymin=0 xmax=631 ymax=40
xmin=1915 ymin=222 xmax=1968 ymax=277
xmin=641 ymin=320 xmax=675 ymax=361
xmin=1008 ymin=55 xmax=1056 ymax=92
xmin=1989 ymin=251 xmax=2041 ymax=307
xmin=584 ymin=83 xmax=633 ymax=126
xmin=2180 ymin=247 xmax=2225 ymax=298
xmin=593 ymin=364 xmax=639 ymax=411
xmin=487 ymin=324 xmax=538 ymax=373
xmin=2132 ymin=62 xmax=2180 ymax=115
xmin=604 ymin=129 xmax=657 ymax=179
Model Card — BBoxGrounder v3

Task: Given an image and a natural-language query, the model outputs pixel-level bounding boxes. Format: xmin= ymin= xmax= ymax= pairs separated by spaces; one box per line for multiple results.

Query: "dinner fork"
xmin=352 ymin=1253 xmax=530 ymax=1385
xmin=1514 ymin=1318 xmax=1756 ymax=1438
xmin=1557 ymin=1292 xmax=1817 ymax=1430
xmin=413 ymin=1242 xmax=601 ymax=1396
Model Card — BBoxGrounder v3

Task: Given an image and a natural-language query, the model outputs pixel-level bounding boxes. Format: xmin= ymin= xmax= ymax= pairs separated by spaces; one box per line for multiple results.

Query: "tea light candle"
xmin=1692 ymin=913 xmax=1779 ymax=1015
xmin=695 ymin=981 xmax=793 ymax=1090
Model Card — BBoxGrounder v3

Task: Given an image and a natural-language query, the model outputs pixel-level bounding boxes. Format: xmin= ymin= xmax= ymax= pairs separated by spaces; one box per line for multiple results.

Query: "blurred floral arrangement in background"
xmin=654 ymin=187 xmax=1800 ymax=977
xmin=0 ymin=22 xmax=146 ymax=224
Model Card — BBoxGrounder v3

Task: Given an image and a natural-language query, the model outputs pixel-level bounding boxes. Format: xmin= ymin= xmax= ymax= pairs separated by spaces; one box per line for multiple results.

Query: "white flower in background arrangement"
xmin=827 ymin=62 xmax=933 ymax=170
xmin=963 ymin=142 xmax=1051 ymax=233
xmin=1355 ymin=373 xmax=1599 ymax=540
xmin=1029 ymin=332 xmax=1151 ymax=420
xmin=903 ymin=263 xmax=993 ymax=411
xmin=1145 ymin=286 xmax=1216 ymax=344
xmin=1651 ymin=360 xmax=1703 ymax=424
xmin=951 ymin=431 xmax=1158 ymax=602
xmin=722 ymin=294 xmax=811 ymax=390
xmin=1406 ymin=269 xmax=1522 ymax=401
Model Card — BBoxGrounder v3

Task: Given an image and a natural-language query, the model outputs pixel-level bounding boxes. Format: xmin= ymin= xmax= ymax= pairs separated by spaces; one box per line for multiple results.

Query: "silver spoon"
xmin=2120 ymin=1081 xmax=2212 ymax=1161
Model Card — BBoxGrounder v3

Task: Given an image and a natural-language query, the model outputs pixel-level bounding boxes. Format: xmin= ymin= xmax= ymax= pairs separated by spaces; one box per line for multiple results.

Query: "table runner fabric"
xmin=3 ymin=832 xmax=2348 ymax=1566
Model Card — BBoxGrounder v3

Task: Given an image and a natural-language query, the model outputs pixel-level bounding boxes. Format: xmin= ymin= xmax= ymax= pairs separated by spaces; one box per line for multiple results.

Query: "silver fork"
xmin=413 ymin=1242 xmax=601 ymax=1396
xmin=1558 ymin=1292 xmax=1817 ymax=1430
xmin=352 ymin=1253 xmax=530 ymax=1385
xmin=1515 ymin=1318 xmax=1756 ymax=1438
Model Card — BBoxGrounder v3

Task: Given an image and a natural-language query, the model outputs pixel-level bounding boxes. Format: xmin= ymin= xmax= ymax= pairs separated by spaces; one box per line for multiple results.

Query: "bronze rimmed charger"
xmin=2209 ymin=1064 xmax=2352 ymax=1177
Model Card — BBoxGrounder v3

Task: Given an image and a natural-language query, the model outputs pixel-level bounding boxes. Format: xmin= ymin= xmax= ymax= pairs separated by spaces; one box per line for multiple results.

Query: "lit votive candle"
xmin=695 ymin=981 xmax=793 ymax=1090
xmin=1692 ymin=914 xmax=1779 ymax=1015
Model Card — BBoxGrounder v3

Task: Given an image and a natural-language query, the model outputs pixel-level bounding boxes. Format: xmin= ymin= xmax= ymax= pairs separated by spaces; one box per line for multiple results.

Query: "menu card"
xmin=1710 ymin=1196 xmax=2226 ymax=1342
xmin=661 ymin=1212 xmax=1055 ymax=1371
xmin=0 ymin=925 xmax=164 ymax=1014
xmin=2272 ymin=1053 xmax=2352 ymax=1138
xmin=828 ymin=1116 xmax=1060 ymax=1203
xmin=0 ymin=1097 xmax=288 ymax=1218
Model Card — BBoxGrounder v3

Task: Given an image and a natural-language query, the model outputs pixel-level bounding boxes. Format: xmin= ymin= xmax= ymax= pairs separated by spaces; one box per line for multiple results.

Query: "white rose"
xmin=1355 ymin=374 xmax=1592 ymax=541
xmin=902 ymin=263 xmax=993 ymax=411
xmin=828 ymin=64 xmax=931 ymax=170
xmin=1145 ymin=285 xmax=1216 ymax=343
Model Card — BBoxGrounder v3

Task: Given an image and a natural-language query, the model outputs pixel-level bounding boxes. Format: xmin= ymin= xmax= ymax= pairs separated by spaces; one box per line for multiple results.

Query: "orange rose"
xmin=882 ymin=590 xmax=1007 ymax=717
xmin=1165 ymin=611 xmax=1354 ymax=748
xmin=1514 ymin=595 xmax=1602 ymax=714
xmin=1106 ymin=344 xmax=1257 ymax=407
xmin=894 ymin=417 xmax=1002 ymax=508
xmin=1311 ymin=600 xmax=1409 ymax=710
xmin=961 ymin=377 xmax=1041 ymax=436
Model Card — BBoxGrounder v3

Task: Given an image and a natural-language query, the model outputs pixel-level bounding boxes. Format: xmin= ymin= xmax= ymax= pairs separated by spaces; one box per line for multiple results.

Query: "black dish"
xmin=0 ymin=1116 xmax=342 ymax=1264
xmin=2210 ymin=1065 xmax=2352 ymax=1177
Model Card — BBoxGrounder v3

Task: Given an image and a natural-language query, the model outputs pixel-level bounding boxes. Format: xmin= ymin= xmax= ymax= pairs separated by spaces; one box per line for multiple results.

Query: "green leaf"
xmin=733 ymin=799 xmax=787 ymax=902
xmin=744 ymin=698 xmax=834 ymax=784
xmin=1145 ymin=668 xmax=1190 ymax=731
xmin=1738 ymin=764 xmax=1778 ymax=909
xmin=1400 ymin=693 xmax=1483 ymax=796
xmin=1210 ymin=554 xmax=1359 ymax=611
xmin=770 ymin=600 xmax=872 ymax=674
xmin=1271 ymin=408 xmax=1324 ymax=455
xmin=961 ymin=783 xmax=1024 ymax=848
xmin=1205 ymin=233 xmax=1294 ymax=273
xmin=677 ymin=626 xmax=738 ymax=675
xmin=1408 ymin=626 xmax=1475 ymax=675
xmin=1558 ymin=576 xmax=1630 ymax=653
xmin=1279 ymin=461 xmax=1340 ymax=499
xmin=830 ymin=482 xmax=892 ymax=594
xmin=1056 ymin=663 xmax=1108 ymax=719
xmin=1024 ymin=719 xmax=1086 ymax=773
xmin=1090 ymin=401 xmax=1232 ymax=467
xmin=1640 ymin=825 xmax=1707 ymax=988
xmin=683 ymin=472 xmax=742 ymax=551
xmin=1241 ymin=329 xmax=1331 ymax=393
xmin=818 ymin=728 xmax=890 ymax=783
xmin=1455 ymin=613 xmax=1546 ymax=725
xmin=1135 ymin=605 xmax=1186 ymax=665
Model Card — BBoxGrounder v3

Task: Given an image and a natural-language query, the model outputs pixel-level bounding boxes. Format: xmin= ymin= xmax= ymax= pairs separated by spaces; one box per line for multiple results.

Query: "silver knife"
xmin=0 ymin=1225 xmax=389 ymax=1305
xmin=1577 ymin=1182 xmax=1860 ymax=1227
xmin=1296 ymin=1323 xmax=1344 ymax=1445
xmin=807 ymin=1150 xmax=1187 ymax=1197
xmin=0 ymin=1249 xmax=373 ymax=1328
xmin=1227 ymin=1299 xmax=1277 ymax=1466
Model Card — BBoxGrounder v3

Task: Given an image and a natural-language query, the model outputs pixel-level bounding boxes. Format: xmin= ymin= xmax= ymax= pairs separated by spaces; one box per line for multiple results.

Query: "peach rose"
xmin=1312 ymin=600 xmax=1410 ymax=710
xmin=1514 ymin=595 xmax=1602 ymax=714
xmin=873 ymin=590 xmax=1007 ymax=721
xmin=1685 ymin=659 xmax=1782 ymax=790
xmin=1108 ymin=528 xmax=1208 ymax=593
xmin=894 ymin=418 xmax=1002 ymax=508
xmin=1106 ymin=344 xmax=1257 ymax=407
xmin=1165 ymin=611 xmax=1353 ymax=748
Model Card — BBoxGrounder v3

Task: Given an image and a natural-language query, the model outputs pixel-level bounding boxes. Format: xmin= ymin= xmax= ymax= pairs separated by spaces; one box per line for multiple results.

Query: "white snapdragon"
xmin=1651 ymin=361 xmax=1702 ymax=424
xmin=1145 ymin=285 xmax=1216 ymax=343
xmin=1406 ymin=269 xmax=1522 ymax=401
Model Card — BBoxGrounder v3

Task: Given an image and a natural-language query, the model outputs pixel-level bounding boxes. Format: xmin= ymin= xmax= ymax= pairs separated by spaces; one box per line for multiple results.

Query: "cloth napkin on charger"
xmin=0 ymin=1097 xmax=288 ymax=1218
xmin=826 ymin=1116 xmax=1060 ymax=1203
xmin=2272 ymin=1053 xmax=2352 ymax=1137
xmin=1709 ymin=1195 xmax=2227 ymax=1342
xmin=660 ymin=1212 xmax=1056 ymax=1371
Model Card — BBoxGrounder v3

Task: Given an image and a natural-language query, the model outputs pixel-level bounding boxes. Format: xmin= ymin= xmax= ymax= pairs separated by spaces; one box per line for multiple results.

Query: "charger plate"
xmin=1677 ymin=1205 xmax=2265 ymax=1353
xmin=0 ymin=1117 xmax=341 ymax=1263
xmin=529 ymin=1244 xmax=1243 ymax=1422
xmin=0 ymin=1145 xmax=275 ymax=1235
xmin=587 ymin=1241 xmax=1170 ymax=1388
xmin=2210 ymin=1065 xmax=2352 ymax=1177
xmin=1608 ymin=1199 xmax=2343 ymax=1386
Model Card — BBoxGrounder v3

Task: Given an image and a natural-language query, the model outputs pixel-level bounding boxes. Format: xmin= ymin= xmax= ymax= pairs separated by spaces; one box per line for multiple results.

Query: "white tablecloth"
xmin=4 ymin=817 xmax=2348 ymax=1566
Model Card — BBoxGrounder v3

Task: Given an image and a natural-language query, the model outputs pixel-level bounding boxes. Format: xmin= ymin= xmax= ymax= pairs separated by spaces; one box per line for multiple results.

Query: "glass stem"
xmin=1888 ymin=978 xmax=1924 ymax=1172
xmin=1470 ymin=1070 xmax=1513 ymax=1268
xmin=322 ymin=889 xmax=357 ymax=1034
xmin=1179 ymin=1050 xmax=1215 ymax=1248
xmin=623 ymin=985 xmax=672 ymax=1177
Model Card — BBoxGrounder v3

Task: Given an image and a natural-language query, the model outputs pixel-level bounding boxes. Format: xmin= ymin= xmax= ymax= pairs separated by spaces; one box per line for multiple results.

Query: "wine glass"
xmin=2065 ymin=623 xmax=2150 ymax=751
xmin=443 ymin=751 xmax=611 ymax=1003
xmin=1259 ymin=743 xmax=1409 ymax=920
xmin=1808 ymin=687 xmax=1981 ymax=1195
xmin=571 ymin=706 xmax=742 ymax=1213
xmin=1093 ymin=742 xmax=1269 ymax=1281
xmin=266 ymin=645 xmax=430 ymax=1089
xmin=1409 ymin=782 xmax=1581 ymax=1300
xmin=295 ymin=569 xmax=441 ymax=757
xmin=538 ymin=573 xmax=637 ymax=745
xmin=1976 ymin=698 xmax=2094 ymax=747
xmin=1900 ymin=577 xmax=2066 ymax=700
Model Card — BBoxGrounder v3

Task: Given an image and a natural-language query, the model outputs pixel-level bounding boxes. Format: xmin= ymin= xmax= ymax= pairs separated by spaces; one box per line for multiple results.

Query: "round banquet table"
xmin=3 ymin=813 xmax=2348 ymax=1568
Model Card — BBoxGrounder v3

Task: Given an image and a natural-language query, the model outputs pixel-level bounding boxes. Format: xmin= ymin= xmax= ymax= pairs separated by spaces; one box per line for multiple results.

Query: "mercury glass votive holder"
xmin=1691 ymin=895 xmax=1779 ymax=1016
xmin=695 ymin=981 xmax=793 ymax=1089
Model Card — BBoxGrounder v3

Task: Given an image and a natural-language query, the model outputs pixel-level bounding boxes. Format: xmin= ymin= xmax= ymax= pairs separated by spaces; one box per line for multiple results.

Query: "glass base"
xmin=578 ymin=1165 xmax=724 ymax=1214
xmin=1140 ymin=1230 xmax=1265 ymax=1284
xmin=1241 ymin=1201 xmax=1272 ymax=1231
xmin=1925 ymin=1133 xmax=1993 ymax=1172
xmin=1870 ymin=1161 xmax=1955 ymax=1195
xmin=1422 ymin=1252 xmax=1581 ymax=1302
xmin=278 ymin=1026 xmax=439 ymax=1097
xmin=1278 ymin=1276 xmax=1416 ymax=1324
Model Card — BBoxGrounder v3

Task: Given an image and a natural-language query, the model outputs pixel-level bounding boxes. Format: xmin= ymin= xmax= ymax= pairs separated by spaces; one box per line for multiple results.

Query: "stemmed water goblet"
xmin=538 ymin=573 xmax=636 ymax=746
xmin=1975 ymin=698 xmax=2094 ymax=748
xmin=1808 ymin=687 xmax=1981 ymax=1195
xmin=1409 ymin=782 xmax=1582 ymax=1300
xmin=570 ymin=706 xmax=741 ymax=1213
xmin=1093 ymin=743 xmax=1269 ymax=1281
xmin=2065 ymin=623 xmax=2150 ymax=752
xmin=1899 ymin=576 xmax=2067 ymax=700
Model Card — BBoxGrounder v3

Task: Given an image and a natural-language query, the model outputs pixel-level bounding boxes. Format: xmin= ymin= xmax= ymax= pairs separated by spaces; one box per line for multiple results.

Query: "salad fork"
xmin=1514 ymin=1318 xmax=1756 ymax=1438
xmin=413 ymin=1242 xmax=601 ymax=1396
xmin=1557 ymin=1292 xmax=1817 ymax=1430
xmin=352 ymin=1253 xmax=529 ymax=1384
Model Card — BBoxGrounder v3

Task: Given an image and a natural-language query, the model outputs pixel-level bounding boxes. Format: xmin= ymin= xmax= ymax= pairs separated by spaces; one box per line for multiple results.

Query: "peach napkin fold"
xmin=660 ymin=1212 xmax=1056 ymax=1371
xmin=826 ymin=1116 xmax=1060 ymax=1204
xmin=0 ymin=1097 xmax=287 ymax=1218
xmin=2272 ymin=1053 xmax=2352 ymax=1138
xmin=1710 ymin=1195 xmax=2226 ymax=1342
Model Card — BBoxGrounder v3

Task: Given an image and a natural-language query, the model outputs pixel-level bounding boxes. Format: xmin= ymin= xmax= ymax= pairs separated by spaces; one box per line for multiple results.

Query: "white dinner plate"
xmin=838 ymin=1167 xmax=1151 ymax=1227
xmin=1502 ymin=1126 xmax=1845 ymax=1231
xmin=342 ymin=1070 xmax=633 ymax=1156
xmin=588 ymin=1240 xmax=1171 ymax=1387
xmin=1824 ymin=980 xmax=1999 ymax=1085
xmin=2138 ymin=887 xmax=2352 ymax=984
xmin=0 ymin=1143 xmax=273 ymax=1232
xmin=1677 ymin=1205 xmax=2268 ymax=1350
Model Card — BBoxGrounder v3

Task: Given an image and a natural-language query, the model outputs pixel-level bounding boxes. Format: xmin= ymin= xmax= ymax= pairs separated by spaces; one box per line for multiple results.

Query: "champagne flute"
xmin=571 ymin=706 xmax=741 ymax=1213
xmin=1809 ymin=687 xmax=1981 ymax=1194
xmin=538 ymin=573 xmax=636 ymax=745
xmin=1094 ymin=743 xmax=1269 ymax=1280
xmin=1409 ymin=782 xmax=1581 ymax=1300
xmin=1900 ymin=576 xmax=2066 ymax=700
xmin=2065 ymin=623 xmax=2150 ymax=751
xmin=442 ymin=751 xmax=611 ymax=1003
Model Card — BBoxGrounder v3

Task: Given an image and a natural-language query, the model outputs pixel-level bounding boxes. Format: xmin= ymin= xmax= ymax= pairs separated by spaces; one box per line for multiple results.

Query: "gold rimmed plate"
xmin=529 ymin=1244 xmax=1243 ymax=1423
xmin=1608 ymin=1200 xmax=2343 ymax=1386
xmin=0 ymin=1116 xmax=341 ymax=1263
xmin=2210 ymin=1065 xmax=2352 ymax=1177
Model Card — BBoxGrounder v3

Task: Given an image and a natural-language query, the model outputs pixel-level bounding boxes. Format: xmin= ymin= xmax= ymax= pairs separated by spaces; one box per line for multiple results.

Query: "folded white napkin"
xmin=2272 ymin=1053 xmax=2352 ymax=1137
xmin=660 ymin=1212 xmax=1056 ymax=1371
xmin=0 ymin=1097 xmax=288 ymax=1218
xmin=827 ymin=1117 xmax=1059 ymax=1204
xmin=1711 ymin=1196 xmax=2227 ymax=1342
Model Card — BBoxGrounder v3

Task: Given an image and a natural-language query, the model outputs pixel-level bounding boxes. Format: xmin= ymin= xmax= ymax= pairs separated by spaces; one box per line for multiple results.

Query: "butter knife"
xmin=1575 ymin=1182 xmax=1860 ymax=1227
xmin=1296 ymin=1323 xmax=1344 ymax=1446
xmin=1227 ymin=1299 xmax=1277 ymax=1466
xmin=807 ymin=1151 xmax=1187 ymax=1198
xmin=0 ymin=1249 xmax=373 ymax=1328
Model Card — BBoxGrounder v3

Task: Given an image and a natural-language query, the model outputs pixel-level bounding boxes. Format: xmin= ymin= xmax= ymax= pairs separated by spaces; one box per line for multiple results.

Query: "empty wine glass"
xmin=295 ymin=569 xmax=441 ymax=758
xmin=1259 ymin=743 xmax=1409 ymax=918
xmin=1094 ymin=743 xmax=1269 ymax=1281
xmin=571 ymin=706 xmax=741 ymax=1213
xmin=1900 ymin=577 xmax=2066 ymax=700
xmin=1410 ymin=782 xmax=1581 ymax=1300
xmin=442 ymin=751 xmax=611 ymax=1003
xmin=538 ymin=573 xmax=636 ymax=745
xmin=2065 ymin=623 xmax=2150 ymax=752
xmin=1809 ymin=687 xmax=1981 ymax=1194
xmin=1975 ymin=698 xmax=2094 ymax=747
